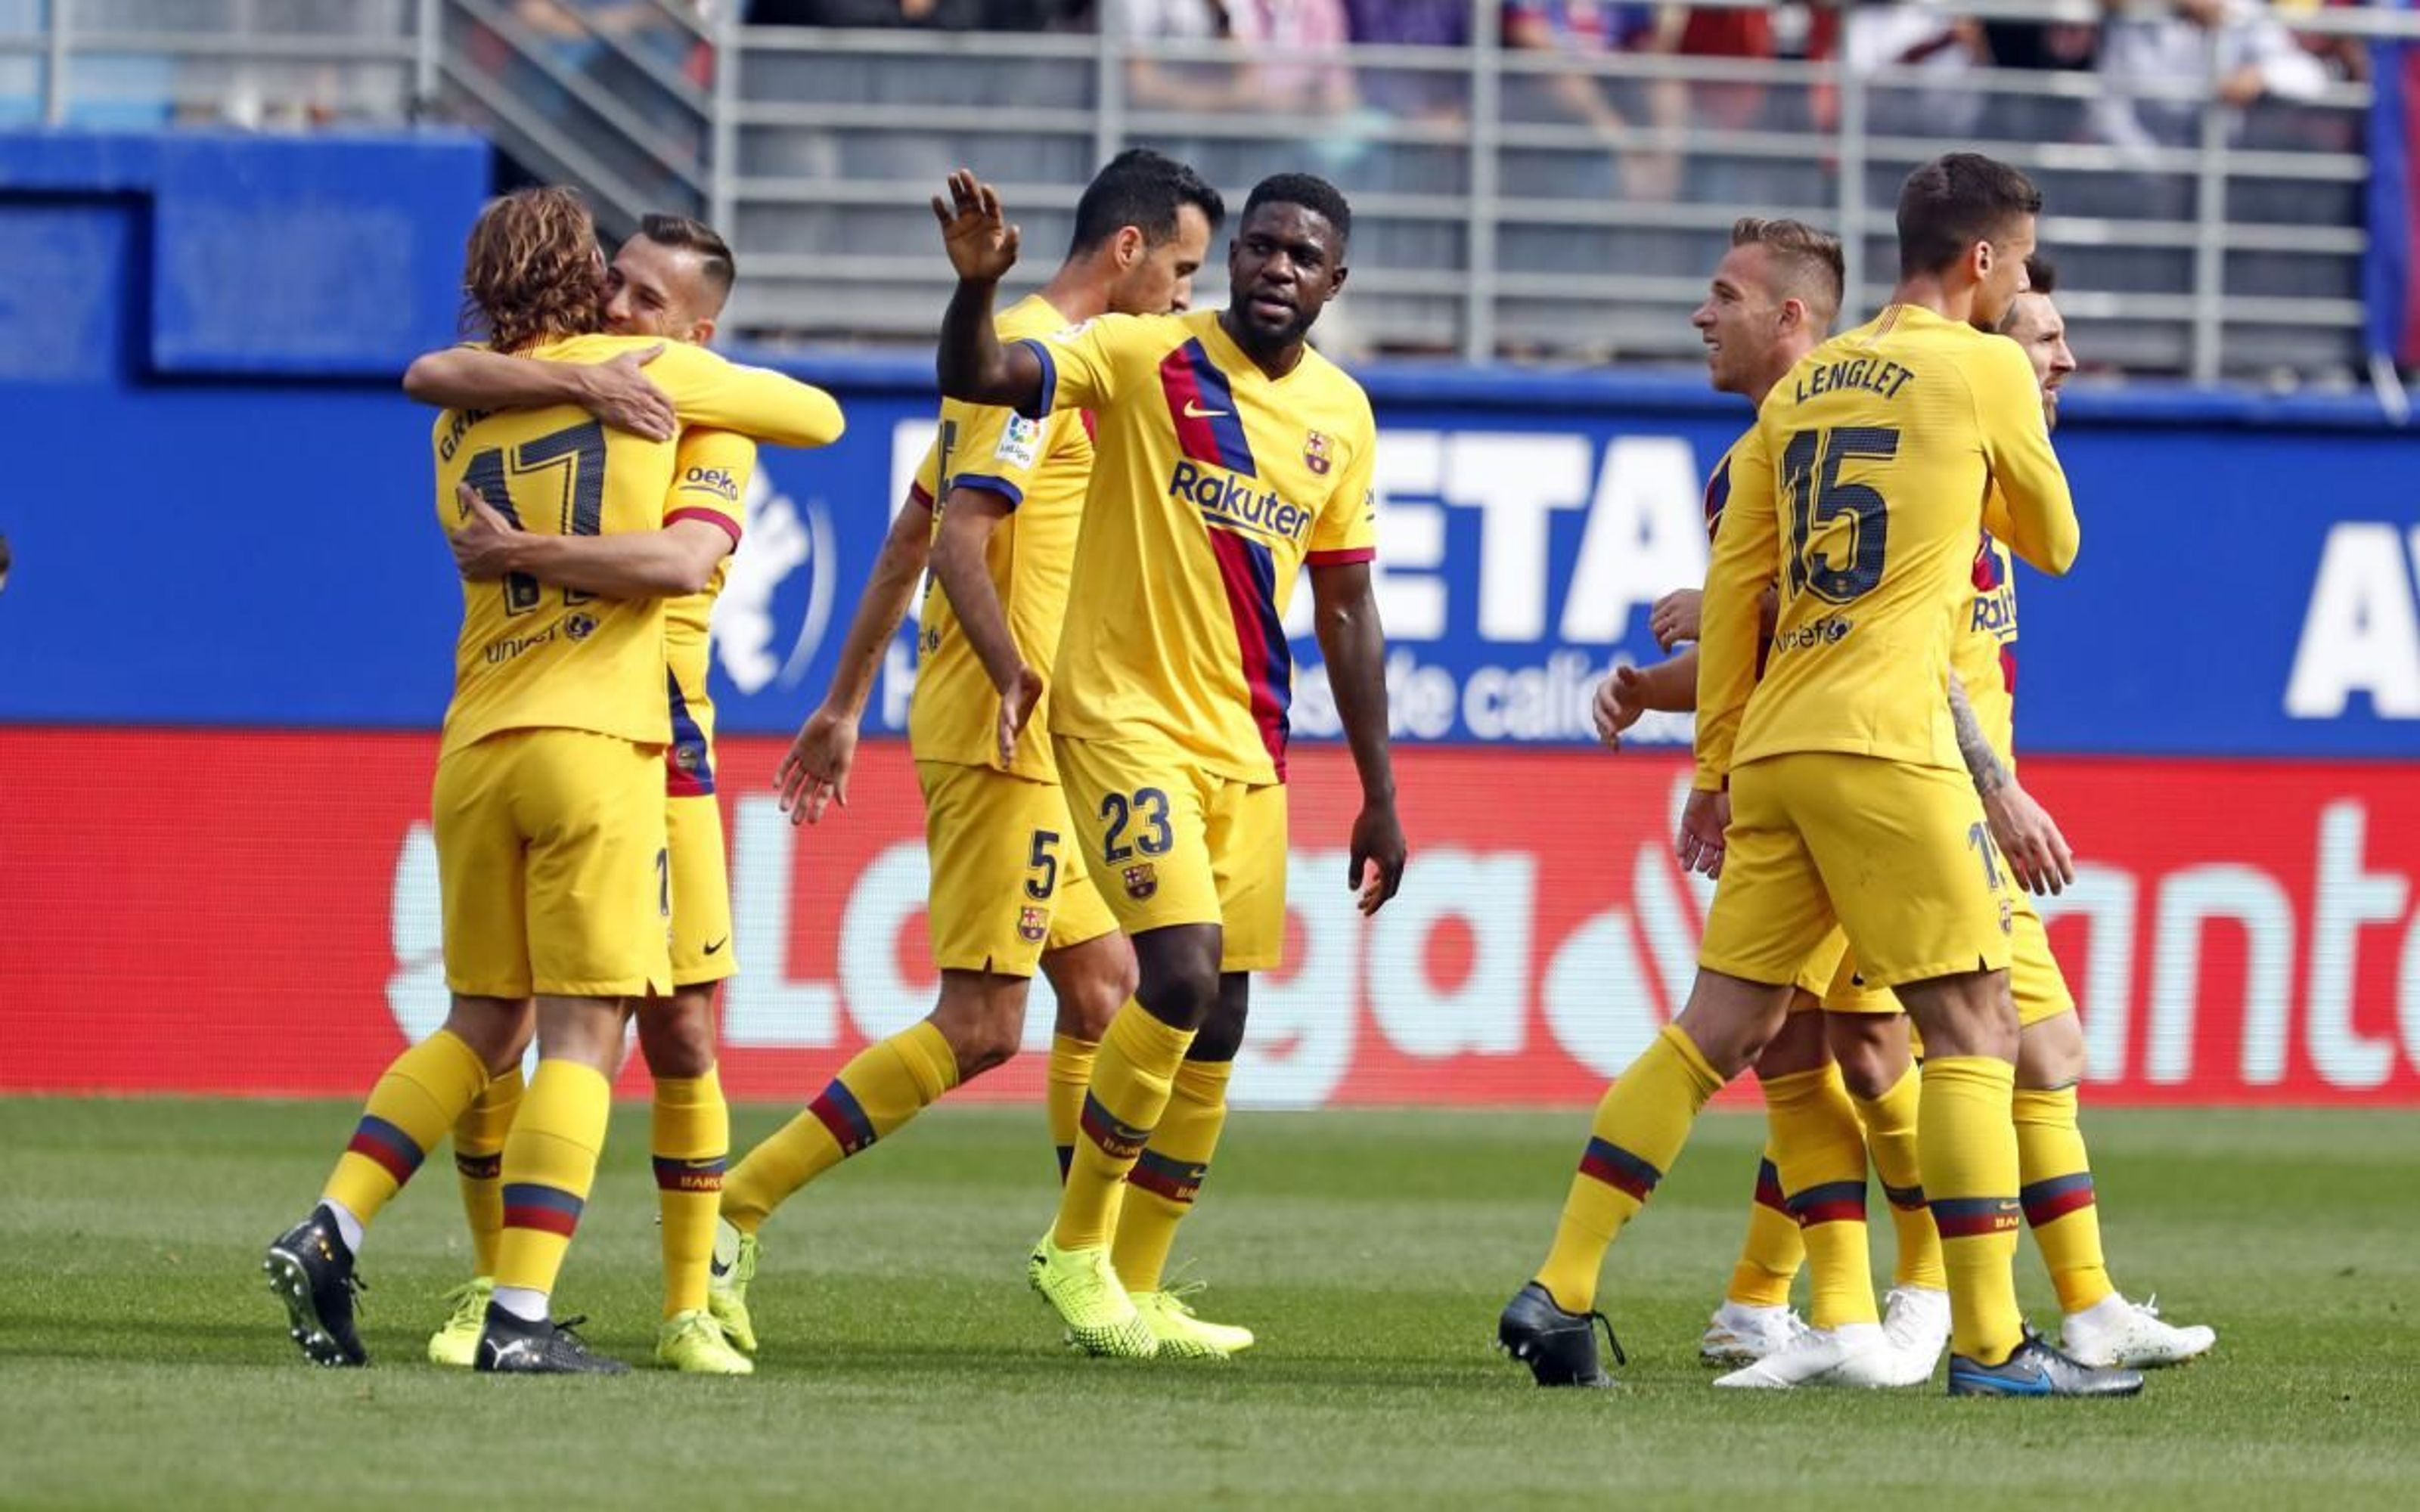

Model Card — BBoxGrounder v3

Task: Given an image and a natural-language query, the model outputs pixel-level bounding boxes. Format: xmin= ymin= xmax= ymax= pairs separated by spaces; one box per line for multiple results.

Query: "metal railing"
xmin=5 ymin=1 xmax=2417 ymax=385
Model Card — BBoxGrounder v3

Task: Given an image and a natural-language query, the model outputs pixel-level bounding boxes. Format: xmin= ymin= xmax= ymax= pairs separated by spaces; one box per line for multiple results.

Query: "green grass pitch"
xmin=3 ymin=1098 xmax=2415 ymax=1510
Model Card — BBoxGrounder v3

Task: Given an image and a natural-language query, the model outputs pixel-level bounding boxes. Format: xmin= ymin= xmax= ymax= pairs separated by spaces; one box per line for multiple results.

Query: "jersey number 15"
xmin=1780 ymin=426 xmax=1897 ymax=606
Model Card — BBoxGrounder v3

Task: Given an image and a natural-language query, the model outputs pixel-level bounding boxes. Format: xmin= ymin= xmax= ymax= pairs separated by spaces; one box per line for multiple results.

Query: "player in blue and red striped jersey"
xmin=932 ymin=168 xmax=1408 ymax=1357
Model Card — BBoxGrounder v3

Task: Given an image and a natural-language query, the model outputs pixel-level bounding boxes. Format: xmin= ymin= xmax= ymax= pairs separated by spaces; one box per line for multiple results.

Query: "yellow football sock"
xmin=322 ymin=1029 xmax=489 ymax=1228
xmin=1053 ymin=1001 xmax=1194 ymax=1253
xmin=1725 ymin=1143 xmax=1803 ymax=1310
xmin=492 ymin=1059 xmax=612 ymax=1301
xmin=1535 ymin=1023 xmax=1723 ymax=1315
xmin=452 ymin=1062 xmax=522 ymax=1276
xmin=721 ymin=1022 xmax=960 ymax=1233
xmin=2014 ymin=1086 xmax=2113 ymax=1315
xmin=1047 ymin=1033 xmax=1098 ymax=1183
xmin=1851 ymin=1064 xmax=1946 ymax=1292
xmin=1765 ymin=1064 xmax=1878 ymax=1329
xmin=653 ymin=1070 xmax=729 ymax=1318
xmin=1920 ymin=1055 xmax=2024 ymax=1365
xmin=1112 ymin=1056 xmax=1230 ymax=1294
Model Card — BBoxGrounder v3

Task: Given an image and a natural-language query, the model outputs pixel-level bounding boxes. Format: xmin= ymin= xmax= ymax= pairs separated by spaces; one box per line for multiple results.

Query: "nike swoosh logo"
xmin=1182 ymin=401 xmax=1227 ymax=419
xmin=702 ymin=937 xmax=727 ymax=955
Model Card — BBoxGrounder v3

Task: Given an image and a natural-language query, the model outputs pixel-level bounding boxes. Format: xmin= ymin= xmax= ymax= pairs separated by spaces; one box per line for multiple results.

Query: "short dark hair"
xmin=1241 ymin=172 xmax=1351 ymax=250
xmin=1069 ymin=148 xmax=1225 ymax=257
xmin=635 ymin=212 xmax=735 ymax=302
xmin=1731 ymin=215 xmax=1844 ymax=330
xmin=1896 ymin=152 xmax=2043 ymax=278
xmin=2024 ymin=253 xmax=2057 ymax=296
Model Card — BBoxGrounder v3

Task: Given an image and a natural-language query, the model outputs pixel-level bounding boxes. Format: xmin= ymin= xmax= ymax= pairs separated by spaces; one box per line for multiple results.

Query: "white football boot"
xmin=2060 ymin=1293 xmax=2216 ymax=1368
xmin=1713 ymin=1321 xmax=1900 ymax=1389
xmin=1879 ymin=1285 xmax=1952 ymax=1387
xmin=1699 ymin=1300 xmax=1810 ymax=1366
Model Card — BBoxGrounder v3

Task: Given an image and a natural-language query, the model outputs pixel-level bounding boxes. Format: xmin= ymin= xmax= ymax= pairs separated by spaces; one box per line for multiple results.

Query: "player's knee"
xmin=445 ymin=995 xmax=532 ymax=1074
xmin=929 ymin=975 xmax=1026 ymax=1080
xmin=1674 ymin=971 xmax=1789 ymax=1080
xmin=1131 ymin=928 xmax=1222 ymax=1030
xmin=1752 ymin=1002 xmax=1830 ymax=1078
xmin=637 ymin=990 xmax=718 ymax=1080
xmin=2017 ymin=1010 xmax=2086 ymax=1089
xmin=1825 ymin=1016 xmax=1909 ymax=1099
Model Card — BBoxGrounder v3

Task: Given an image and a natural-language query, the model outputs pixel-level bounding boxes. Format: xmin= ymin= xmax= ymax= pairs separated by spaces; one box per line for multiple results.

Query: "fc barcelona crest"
xmin=1304 ymin=430 xmax=1333 ymax=475
xmin=1122 ymin=863 xmax=1158 ymax=900
xmin=1017 ymin=906 xmax=1048 ymax=943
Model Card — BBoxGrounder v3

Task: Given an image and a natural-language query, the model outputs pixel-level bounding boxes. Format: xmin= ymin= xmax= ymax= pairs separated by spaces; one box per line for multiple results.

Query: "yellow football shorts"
xmin=433 ymin=727 xmax=671 ymax=1000
xmin=667 ymin=789 xmax=736 ymax=988
xmin=1699 ymin=751 xmax=2013 ymax=992
xmin=1051 ymin=733 xmax=1287 ymax=972
xmin=917 ymin=759 xmax=1119 ymax=977
xmin=1816 ymin=891 xmax=2073 ymax=1027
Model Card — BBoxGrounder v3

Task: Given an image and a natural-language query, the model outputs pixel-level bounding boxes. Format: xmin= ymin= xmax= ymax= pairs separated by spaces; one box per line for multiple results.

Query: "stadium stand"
xmin=0 ymin=1 xmax=2406 ymax=385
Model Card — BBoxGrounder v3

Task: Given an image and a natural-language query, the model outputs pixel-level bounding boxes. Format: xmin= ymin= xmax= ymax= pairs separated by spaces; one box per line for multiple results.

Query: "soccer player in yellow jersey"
xmin=1502 ymin=153 xmax=2139 ymax=1398
xmin=934 ymin=169 xmax=1407 ymax=1357
xmin=1590 ymin=218 xmax=1917 ymax=1388
xmin=262 ymin=187 xmax=843 ymax=1374
xmin=398 ymin=214 xmax=781 ymax=1375
xmin=1748 ymin=258 xmax=2213 ymax=1377
xmin=703 ymin=150 xmax=1231 ymax=1357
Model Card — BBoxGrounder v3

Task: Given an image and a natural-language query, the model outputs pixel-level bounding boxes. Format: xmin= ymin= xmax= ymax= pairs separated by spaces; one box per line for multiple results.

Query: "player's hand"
xmin=1677 ymin=787 xmax=1730 ymax=879
xmin=1983 ymin=779 xmax=2075 ymax=897
xmin=1592 ymin=665 xmax=1647 ymax=750
xmin=1650 ymin=589 xmax=1702 ymax=651
xmin=575 ymin=345 xmax=675 ymax=442
xmin=777 ymin=705 xmax=858 ymax=826
xmin=996 ymin=663 xmax=1044 ymax=767
xmin=932 ymin=169 xmax=1021 ymax=283
xmin=1348 ymin=801 xmax=1407 ymax=916
xmin=449 ymin=484 xmax=521 ymax=581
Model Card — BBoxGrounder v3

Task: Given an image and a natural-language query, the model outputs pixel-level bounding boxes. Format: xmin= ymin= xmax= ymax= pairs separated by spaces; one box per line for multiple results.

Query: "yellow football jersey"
xmin=434 ymin=333 xmax=842 ymax=758
xmin=1019 ymin=309 xmax=1378 ymax=784
xmin=664 ymin=427 xmax=756 ymax=797
xmin=1696 ymin=304 xmax=2075 ymax=787
xmin=908 ymin=294 xmax=1094 ymax=782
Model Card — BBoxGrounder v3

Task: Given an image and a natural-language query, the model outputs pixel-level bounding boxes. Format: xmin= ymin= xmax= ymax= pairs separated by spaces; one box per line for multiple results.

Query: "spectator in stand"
xmin=1107 ymin=0 xmax=1236 ymax=112
xmin=744 ymin=0 xmax=982 ymax=26
xmin=2092 ymin=0 xmax=2330 ymax=163
xmin=1838 ymin=2 xmax=1991 ymax=141
xmin=1502 ymin=1 xmax=1683 ymax=201
xmin=1343 ymin=0 xmax=1472 ymax=123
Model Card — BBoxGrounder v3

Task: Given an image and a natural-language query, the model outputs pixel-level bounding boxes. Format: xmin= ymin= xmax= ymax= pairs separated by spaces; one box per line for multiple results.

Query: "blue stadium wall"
xmin=6 ymin=132 xmax=2419 ymax=1107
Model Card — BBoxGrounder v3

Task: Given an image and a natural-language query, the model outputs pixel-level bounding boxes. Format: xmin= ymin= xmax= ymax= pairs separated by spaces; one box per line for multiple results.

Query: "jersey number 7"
xmin=462 ymin=419 xmax=607 ymax=616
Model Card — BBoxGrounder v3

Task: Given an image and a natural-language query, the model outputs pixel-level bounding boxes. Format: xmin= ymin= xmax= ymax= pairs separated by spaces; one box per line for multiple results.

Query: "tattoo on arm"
xmin=1948 ymin=674 xmax=2008 ymax=798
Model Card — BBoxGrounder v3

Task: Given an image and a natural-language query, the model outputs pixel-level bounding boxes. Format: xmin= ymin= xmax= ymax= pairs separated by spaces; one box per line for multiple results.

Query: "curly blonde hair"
xmin=460 ymin=187 xmax=604 ymax=354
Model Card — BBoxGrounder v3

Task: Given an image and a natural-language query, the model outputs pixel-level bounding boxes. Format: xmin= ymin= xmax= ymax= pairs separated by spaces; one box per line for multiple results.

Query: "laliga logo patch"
xmin=1304 ymin=429 xmax=1332 ymax=475
xmin=1017 ymin=906 xmax=1048 ymax=944
xmin=1122 ymin=863 xmax=1158 ymax=900
xmin=564 ymin=612 xmax=598 ymax=642
xmin=994 ymin=414 xmax=1042 ymax=471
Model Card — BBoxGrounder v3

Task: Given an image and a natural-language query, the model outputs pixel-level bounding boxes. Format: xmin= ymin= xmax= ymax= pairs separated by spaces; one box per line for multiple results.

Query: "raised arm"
xmin=646 ymin=344 xmax=846 ymax=451
xmin=1976 ymin=342 xmax=2079 ymax=575
xmin=1312 ymin=559 xmax=1407 ymax=915
xmin=404 ymin=344 xmax=675 ymax=441
xmin=932 ymin=170 xmax=1048 ymax=415
xmin=775 ymin=481 xmax=939 ymax=825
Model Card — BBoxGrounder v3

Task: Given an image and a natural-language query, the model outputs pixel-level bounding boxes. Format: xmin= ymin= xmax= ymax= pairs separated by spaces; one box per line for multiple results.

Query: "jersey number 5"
xmin=462 ymin=419 xmax=608 ymax=616
xmin=1780 ymin=426 xmax=1897 ymax=605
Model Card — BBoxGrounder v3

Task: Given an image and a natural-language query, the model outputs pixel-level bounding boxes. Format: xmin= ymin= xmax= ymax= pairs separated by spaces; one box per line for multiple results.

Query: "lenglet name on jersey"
xmin=1794 ymin=356 xmax=1916 ymax=406
xmin=1169 ymin=460 xmax=1311 ymax=544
